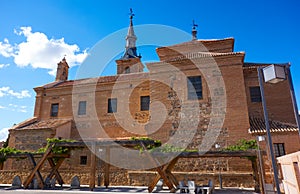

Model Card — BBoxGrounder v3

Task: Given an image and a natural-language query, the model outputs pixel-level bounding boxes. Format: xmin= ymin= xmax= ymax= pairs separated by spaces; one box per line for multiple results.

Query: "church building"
xmin=2 ymin=11 xmax=300 ymax=188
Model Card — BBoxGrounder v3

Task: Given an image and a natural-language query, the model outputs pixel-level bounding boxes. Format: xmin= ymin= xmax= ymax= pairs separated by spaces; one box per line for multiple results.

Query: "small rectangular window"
xmin=78 ymin=101 xmax=87 ymax=115
xmin=80 ymin=156 xmax=87 ymax=165
xmin=108 ymin=98 xmax=117 ymax=113
xmin=141 ymin=96 xmax=150 ymax=111
xmin=274 ymin=143 xmax=285 ymax=157
xmin=187 ymin=76 xmax=202 ymax=100
xmin=50 ymin=103 xmax=59 ymax=117
xmin=250 ymin=87 xmax=262 ymax=102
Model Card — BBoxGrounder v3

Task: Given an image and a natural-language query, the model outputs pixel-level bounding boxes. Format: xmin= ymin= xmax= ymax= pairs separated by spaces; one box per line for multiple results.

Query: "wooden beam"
xmin=27 ymin=154 xmax=44 ymax=189
xmin=47 ymin=158 xmax=65 ymax=185
xmin=89 ymin=143 xmax=96 ymax=191
xmin=165 ymin=158 xmax=179 ymax=188
xmin=148 ymin=157 xmax=179 ymax=193
xmin=104 ymin=147 xmax=110 ymax=188
xmin=6 ymin=153 xmax=70 ymax=159
xmin=139 ymin=142 xmax=176 ymax=192
xmin=23 ymin=145 xmax=54 ymax=188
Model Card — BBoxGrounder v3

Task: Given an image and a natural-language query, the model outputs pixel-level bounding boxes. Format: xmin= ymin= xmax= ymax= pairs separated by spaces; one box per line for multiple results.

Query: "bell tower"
xmin=55 ymin=57 xmax=69 ymax=81
xmin=116 ymin=8 xmax=144 ymax=74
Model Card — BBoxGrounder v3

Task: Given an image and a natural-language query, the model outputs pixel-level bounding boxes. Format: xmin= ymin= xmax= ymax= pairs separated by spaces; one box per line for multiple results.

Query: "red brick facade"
xmin=3 ymin=36 xmax=300 ymax=187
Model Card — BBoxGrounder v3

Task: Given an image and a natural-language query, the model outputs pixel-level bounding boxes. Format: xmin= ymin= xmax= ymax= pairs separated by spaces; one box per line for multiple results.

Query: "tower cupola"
xmin=55 ymin=57 xmax=69 ymax=81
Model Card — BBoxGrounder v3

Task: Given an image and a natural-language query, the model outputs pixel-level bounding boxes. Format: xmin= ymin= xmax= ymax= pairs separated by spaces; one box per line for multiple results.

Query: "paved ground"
xmin=0 ymin=185 xmax=258 ymax=193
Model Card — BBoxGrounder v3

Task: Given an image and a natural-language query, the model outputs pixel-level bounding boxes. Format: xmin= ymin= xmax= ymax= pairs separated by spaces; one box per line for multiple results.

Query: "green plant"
xmin=150 ymin=144 xmax=198 ymax=153
xmin=0 ymin=147 xmax=23 ymax=163
xmin=37 ymin=138 xmax=75 ymax=154
xmin=224 ymin=139 xmax=258 ymax=152
xmin=224 ymin=139 xmax=258 ymax=161
xmin=130 ymin=137 xmax=162 ymax=151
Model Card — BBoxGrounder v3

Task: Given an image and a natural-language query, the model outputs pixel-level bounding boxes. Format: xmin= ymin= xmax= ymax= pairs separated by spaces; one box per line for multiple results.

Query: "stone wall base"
xmin=0 ymin=170 xmax=255 ymax=188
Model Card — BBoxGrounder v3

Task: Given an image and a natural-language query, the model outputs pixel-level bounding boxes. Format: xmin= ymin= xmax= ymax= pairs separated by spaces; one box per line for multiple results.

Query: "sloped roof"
xmin=249 ymin=117 xmax=298 ymax=134
xmin=39 ymin=72 xmax=150 ymax=89
xmin=13 ymin=118 xmax=72 ymax=130
xmin=243 ymin=62 xmax=290 ymax=69
xmin=11 ymin=117 xmax=39 ymax=130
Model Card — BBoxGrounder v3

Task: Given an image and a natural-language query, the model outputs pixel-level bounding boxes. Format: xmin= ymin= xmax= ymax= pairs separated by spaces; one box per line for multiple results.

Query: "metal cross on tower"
xmin=129 ymin=8 xmax=135 ymax=19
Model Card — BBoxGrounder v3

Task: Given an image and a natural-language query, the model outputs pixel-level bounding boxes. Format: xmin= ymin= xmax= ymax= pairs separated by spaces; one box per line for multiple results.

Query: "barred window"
xmin=78 ymin=101 xmax=87 ymax=115
xmin=108 ymin=98 xmax=117 ymax=113
xmin=141 ymin=96 xmax=150 ymax=111
xmin=80 ymin=156 xmax=87 ymax=165
xmin=250 ymin=86 xmax=262 ymax=102
xmin=50 ymin=103 xmax=59 ymax=117
xmin=187 ymin=76 xmax=202 ymax=100
xmin=274 ymin=143 xmax=285 ymax=157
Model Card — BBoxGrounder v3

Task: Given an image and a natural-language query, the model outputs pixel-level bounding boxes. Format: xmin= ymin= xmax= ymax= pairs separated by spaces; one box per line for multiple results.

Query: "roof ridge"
xmin=11 ymin=117 xmax=39 ymax=129
xmin=161 ymin=51 xmax=244 ymax=63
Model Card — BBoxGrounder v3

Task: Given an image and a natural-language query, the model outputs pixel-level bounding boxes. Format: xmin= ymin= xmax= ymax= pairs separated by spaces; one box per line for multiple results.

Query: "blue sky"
xmin=0 ymin=0 xmax=299 ymax=141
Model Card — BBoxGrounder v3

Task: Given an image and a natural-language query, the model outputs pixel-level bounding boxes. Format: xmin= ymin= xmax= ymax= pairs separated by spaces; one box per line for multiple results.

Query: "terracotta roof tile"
xmin=17 ymin=118 xmax=72 ymax=130
xmin=11 ymin=117 xmax=39 ymax=129
xmin=249 ymin=117 xmax=298 ymax=134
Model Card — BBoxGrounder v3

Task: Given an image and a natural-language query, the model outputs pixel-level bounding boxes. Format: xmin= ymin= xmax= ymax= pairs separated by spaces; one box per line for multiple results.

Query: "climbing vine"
xmin=224 ymin=139 xmax=258 ymax=161
xmin=37 ymin=138 xmax=76 ymax=154
xmin=0 ymin=147 xmax=23 ymax=163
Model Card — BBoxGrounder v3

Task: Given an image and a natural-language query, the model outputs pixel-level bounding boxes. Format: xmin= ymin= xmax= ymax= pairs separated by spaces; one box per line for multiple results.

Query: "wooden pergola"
xmin=2 ymin=139 xmax=156 ymax=190
xmin=2 ymin=142 xmax=262 ymax=193
xmin=146 ymin=150 xmax=261 ymax=193
xmin=4 ymin=145 xmax=72 ymax=189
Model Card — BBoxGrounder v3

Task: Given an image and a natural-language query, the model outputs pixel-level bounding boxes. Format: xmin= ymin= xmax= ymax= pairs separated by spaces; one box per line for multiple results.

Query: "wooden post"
xmin=47 ymin=158 xmax=65 ymax=185
xmin=165 ymin=158 xmax=179 ymax=188
xmin=251 ymin=157 xmax=261 ymax=193
xmin=89 ymin=143 xmax=96 ymax=191
xmin=23 ymin=145 xmax=53 ymax=188
xmin=104 ymin=147 xmax=110 ymax=188
xmin=139 ymin=142 xmax=176 ymax=192
xmin=148 ymin=157 xmax=179 ymax=193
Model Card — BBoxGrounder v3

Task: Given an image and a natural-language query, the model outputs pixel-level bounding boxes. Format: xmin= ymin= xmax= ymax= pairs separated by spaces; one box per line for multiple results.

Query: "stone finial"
xmin=70 ymin=175 xmax=80 ymax=189
xmin=12 ymin=175 xmax=22 ymax=188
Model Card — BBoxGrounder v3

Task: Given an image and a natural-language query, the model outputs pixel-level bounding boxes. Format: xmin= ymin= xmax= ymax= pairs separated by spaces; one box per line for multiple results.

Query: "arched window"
xmin=125 ymin=67 xmax=130 ymax=74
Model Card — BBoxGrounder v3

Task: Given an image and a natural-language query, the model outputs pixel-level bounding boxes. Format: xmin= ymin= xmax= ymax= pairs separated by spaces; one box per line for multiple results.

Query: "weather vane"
xmin=129 ymin=8 xmax=135 ymax=19
xmin=192 ymin=19 xmax=198 ymax=40
xmin=192 ymin=19 xmax=198 ymax=30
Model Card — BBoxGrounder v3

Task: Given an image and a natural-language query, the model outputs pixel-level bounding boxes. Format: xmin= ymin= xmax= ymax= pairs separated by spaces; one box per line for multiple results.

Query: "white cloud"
xmin=0 ymin=105 xmax=5 ymax=109
xmin=8 ymin=89 xmax=31 ymax=99
xmin=12 ymin=26 xmax=87 ymax=75
xmin=0 ymin=86 xmax=9 ymax=97
xmin=0 ymin=86 xmax=31 ymax=98
xmin=0 ymin=127 xmax=9 ymax=142
xmin=0 ymin=63 xmax=10 ymax=69
xmin=0 ymin=38 xmax=14 ymax=58
xmin=7 ymin=103 xmax=29 ymax=113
